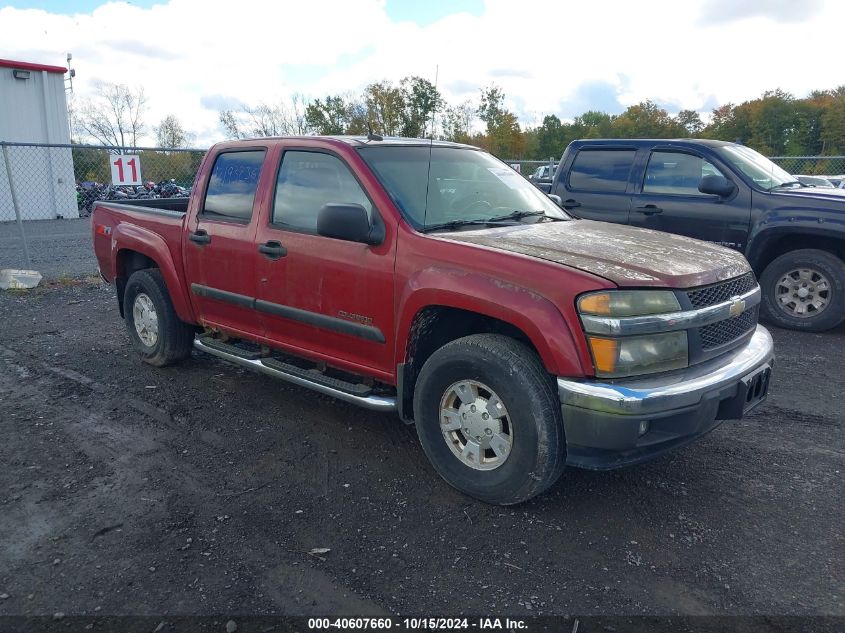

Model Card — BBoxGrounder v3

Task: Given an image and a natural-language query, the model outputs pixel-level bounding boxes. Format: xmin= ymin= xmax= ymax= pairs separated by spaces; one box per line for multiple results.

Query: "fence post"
xmin=1 ymin=142 xmax=32 ymax=268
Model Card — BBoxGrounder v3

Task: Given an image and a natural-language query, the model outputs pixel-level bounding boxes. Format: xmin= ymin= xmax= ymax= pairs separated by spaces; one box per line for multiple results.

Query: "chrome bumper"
xmin=558 ymin=325 xmax=774 ymax=416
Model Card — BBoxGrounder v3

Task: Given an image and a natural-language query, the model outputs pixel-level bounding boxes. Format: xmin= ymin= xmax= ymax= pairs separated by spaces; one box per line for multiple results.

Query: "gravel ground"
xmin=0 ymin=219 xmax=96 ymax=279
xmin=0 ymin=279 xmax=842 ymax=622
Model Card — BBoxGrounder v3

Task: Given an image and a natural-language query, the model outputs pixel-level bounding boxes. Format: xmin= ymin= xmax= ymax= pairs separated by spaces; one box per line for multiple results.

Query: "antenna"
xmin=428 ymin=64 xmax=439 ymax=139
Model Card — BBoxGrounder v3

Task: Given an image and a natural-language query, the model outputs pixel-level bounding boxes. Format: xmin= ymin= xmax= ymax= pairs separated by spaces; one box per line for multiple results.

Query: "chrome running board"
xmin=193 ymin=337 xmax=397 ymax=412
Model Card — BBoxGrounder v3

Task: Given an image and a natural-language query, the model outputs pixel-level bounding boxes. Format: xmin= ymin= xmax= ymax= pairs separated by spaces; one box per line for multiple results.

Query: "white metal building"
xmin=0 ymin=58 xmax=78 ymax=221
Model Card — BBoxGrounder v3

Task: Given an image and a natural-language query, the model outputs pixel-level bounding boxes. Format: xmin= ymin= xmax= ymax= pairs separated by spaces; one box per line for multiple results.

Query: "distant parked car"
xmin=795 ymin=175 xmax=836 ymax=188
xmin=527 ymin=164 xmax=555 ymax=184
xmin=826 ymin=176 xmax=845 ymax=189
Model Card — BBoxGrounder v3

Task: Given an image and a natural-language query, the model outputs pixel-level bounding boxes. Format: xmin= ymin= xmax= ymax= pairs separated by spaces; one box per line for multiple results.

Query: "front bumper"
xmin=557 ymin=325 xmax=774 ymax=470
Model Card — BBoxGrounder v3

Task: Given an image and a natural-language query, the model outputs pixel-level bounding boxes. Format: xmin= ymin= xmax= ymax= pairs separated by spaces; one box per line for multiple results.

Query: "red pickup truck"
xmin=92 ymin=136 xmax=774 ymax=504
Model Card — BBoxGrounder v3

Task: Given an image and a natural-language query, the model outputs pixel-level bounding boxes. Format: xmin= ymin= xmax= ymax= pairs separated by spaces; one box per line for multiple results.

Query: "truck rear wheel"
xmin=412 ymin=334 xmax=566 ymax=505
xmin=760 ymin=249 xmax=845 ymax=332
xmin=123 ymin=269 xmax=195 ymax=366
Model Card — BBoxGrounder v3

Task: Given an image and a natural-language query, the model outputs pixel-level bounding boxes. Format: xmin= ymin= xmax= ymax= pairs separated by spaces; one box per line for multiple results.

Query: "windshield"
xmin=714 ymin=144 xmax=795 ymax=190
xmin=357 ymin=145 xmax=568 ymax=230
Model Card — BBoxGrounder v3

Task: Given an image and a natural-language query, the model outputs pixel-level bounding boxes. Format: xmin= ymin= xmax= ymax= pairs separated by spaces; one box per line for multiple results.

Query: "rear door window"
xmin=202 ymin=150 xmax=266 ymax=221
xmin=568 ymin=149 xmax=635 ymax=192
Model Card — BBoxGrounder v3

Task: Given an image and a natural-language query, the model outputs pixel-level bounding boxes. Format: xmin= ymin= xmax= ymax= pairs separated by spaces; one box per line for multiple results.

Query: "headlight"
xmin=578 ymin=290 xmax=680 ymax=316
xmin=578 ymin=290 xmax=687 ymax=378
xmin=586 ymin=331 xmax=688 ymax=378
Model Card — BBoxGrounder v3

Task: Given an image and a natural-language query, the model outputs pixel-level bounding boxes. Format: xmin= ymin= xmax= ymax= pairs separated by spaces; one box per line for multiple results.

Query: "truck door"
xmin=553 ymin=148 xmax=636 ymax=224
xmin=629 ymin=149 xmax=751 ymax=251
xmin=182 ymin=148 xmax=269 ymax=336
xmin=252 ymin=148 xmax=396 ymax=378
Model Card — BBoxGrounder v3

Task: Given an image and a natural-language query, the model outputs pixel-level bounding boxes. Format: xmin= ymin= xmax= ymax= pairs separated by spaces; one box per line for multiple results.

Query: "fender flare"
xmin=395 ymin=266 xmax=587 ymax=377
xmin=111 ymin=224 xmax=195 ymax=323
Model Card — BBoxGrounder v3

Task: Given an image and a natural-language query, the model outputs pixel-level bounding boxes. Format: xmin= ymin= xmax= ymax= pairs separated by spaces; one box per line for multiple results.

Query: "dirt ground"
xmin=0 ymin=278 xmax=842 ymax=622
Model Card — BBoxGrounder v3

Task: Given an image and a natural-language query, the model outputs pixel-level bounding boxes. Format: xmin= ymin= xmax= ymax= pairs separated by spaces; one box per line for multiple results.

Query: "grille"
xmin=687 ymin=272 xmax=757 ymax=308
xmin=699 ymin=306 xmax=758 ymax=350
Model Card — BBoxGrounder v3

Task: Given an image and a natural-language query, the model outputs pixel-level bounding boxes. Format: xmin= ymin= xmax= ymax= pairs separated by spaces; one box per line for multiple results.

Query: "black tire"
xmin=412 ymin=334 xmax=566 ymax=505
xmin=123 ymin=268 xmax=195 ymax=366
xmin=759 ymin=249 xmax=845 ymax=332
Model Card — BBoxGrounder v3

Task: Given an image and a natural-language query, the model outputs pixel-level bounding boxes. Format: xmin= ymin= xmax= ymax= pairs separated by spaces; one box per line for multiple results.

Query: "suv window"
xmin=203 ymin=150 xmax=266 ymax=221
xmin=569 ymin=149 xmax=635 ymax=192
xmin=643 ymin=151 xmax=724 ymax=195
xmin=273 ymin=151 xmax=373 ymax=232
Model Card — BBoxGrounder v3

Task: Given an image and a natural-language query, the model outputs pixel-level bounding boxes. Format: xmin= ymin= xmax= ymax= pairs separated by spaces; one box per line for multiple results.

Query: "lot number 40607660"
xmin=111 ymin=154 xmax=142 ymax=186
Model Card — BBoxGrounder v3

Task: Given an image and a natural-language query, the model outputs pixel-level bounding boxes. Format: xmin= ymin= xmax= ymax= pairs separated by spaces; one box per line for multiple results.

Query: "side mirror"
xmin=547 ymin=194 xmax=563 ymax=206
xmin=699 ymin=174 xmax=736 ymax=198
xmin=317 ymin=203 xmax=382 ymax=245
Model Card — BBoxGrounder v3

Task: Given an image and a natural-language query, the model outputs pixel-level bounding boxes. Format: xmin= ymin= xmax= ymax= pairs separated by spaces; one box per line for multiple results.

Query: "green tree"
xmin=364 ymin=81 xmax=405 ymax=136
xmin=675 ymin=109 xmax=704 ymax=136
xmin=400 ymin=76 xmax=442 ymax=138
xmin=441 ymin=100 xmax=474 ymax=143
xmin=477 ymin=85 xmax=524 ymax=157
xmin=536 ymin=115 xmax=566 ymax=159
xmin=611 ymin=101 xmax=684 ymax=138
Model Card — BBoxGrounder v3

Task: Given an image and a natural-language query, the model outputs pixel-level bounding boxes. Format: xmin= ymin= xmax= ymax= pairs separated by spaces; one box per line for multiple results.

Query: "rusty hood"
xmin=439 ymin=219 xmax=751 ymax=288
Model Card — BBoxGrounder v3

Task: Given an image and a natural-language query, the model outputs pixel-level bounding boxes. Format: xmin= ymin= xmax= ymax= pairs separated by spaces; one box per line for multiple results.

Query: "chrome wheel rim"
xmin=439 ymin=380 xmax=513 ymax=471
xmin=775 ymin=268 xmax=832 ymax=318
xmin=132 ymin=293 xmax=159 ymax=347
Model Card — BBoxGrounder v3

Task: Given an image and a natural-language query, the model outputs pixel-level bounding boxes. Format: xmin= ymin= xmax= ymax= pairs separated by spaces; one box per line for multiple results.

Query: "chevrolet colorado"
xmin=92 ymin=137 xmax=774 ymax=504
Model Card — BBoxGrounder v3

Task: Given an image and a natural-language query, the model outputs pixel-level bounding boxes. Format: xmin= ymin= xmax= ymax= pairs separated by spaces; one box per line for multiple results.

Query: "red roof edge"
xmin=0 ymin=59 xmax=67 ymax=74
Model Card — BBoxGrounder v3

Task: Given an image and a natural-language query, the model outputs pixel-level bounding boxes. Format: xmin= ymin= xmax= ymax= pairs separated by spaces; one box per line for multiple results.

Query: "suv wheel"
xmin=413 ymin=334 xmax=566 ymax=505
xmin=760 ymin=249 xmax=845 ymax=332
xmin=124 ymin=268 xmax=195 ymax=366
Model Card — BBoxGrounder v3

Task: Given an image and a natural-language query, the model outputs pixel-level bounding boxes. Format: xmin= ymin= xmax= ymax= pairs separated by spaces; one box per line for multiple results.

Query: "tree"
xmin=305 ymin=94 xmax=368 ymax=135
xmin=364 ymin=81 xmax=405 ymax=136
xmin=477 ymin=85 xmax=524 ymax=157
xmin=536 ymin=115 xmax=566 ymax=159
xmin=676 ymin=109 xmax=704 ymax=136
xmin=76 ymin=81 xmax=147 ymax=149
xmin=219 ymin=94 xmax=313 ymax=139
xmin=400 ymin=76 xmax=441 ymax=138
xmin=571 ymin=111 xmax=615 ymax=138
xmin=441 ymin=100 xmax=475 ymax=143
xmin=154 ymin=115 xmax=194 ymax=148
xmin=611 ymin=101 xmax=684 ymax=138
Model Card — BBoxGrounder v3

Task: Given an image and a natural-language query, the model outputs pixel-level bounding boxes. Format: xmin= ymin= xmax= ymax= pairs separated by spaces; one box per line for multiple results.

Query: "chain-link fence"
xmin=769 ymin=156 xmax=845 ymax=178
xmin=3 ymin=141 xmax=845 ymax=280
xmin=0 ymin=141 xmax=206 ymax=278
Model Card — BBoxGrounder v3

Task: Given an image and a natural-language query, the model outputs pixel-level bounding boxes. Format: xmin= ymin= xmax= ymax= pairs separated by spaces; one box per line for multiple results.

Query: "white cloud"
xmin=1 ymin=0 xmax=843 ymax=146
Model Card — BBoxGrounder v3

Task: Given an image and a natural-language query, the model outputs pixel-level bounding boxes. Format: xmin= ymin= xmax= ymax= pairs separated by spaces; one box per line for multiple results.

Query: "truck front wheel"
xmin=413 ymin=334 xmax=566 ymax=505
xmin=759 ymin=249 xmax=845 ymax=332
xmin=123 ymin=269 xmax=195 ymax=366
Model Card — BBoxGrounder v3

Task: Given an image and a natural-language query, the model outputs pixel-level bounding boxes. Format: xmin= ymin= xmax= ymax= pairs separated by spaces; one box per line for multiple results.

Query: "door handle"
xmin=634 ymin=205 xmax=663 ymax=215
xmin=562 ymin=199 xmax=581 ymax=209
xmin=189 ymin=229 xmax=211 ymax=245
xmin=258 ymin=240 xmax=287 ymax=259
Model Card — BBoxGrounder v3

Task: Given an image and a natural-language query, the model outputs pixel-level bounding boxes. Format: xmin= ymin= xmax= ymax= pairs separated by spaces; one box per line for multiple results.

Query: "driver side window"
xmin=273 ymin=151 xmax=373 ymax=233
xmin=643 ymin=151 xmax=724 ymax=196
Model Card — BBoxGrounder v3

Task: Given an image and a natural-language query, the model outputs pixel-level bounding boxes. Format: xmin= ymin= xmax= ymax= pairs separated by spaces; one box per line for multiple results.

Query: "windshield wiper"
xmin=768 ymin=181 xmax=802 ymax=191
xmin=484 ymin=209 xmax=549 ymax=222
xmin=421 ymin=210 xmax=562 ymax=233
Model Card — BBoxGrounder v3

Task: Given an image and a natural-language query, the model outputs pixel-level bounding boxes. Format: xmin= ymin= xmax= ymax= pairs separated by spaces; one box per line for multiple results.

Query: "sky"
xmin=0 ymin=0 xmax=842 ymax=147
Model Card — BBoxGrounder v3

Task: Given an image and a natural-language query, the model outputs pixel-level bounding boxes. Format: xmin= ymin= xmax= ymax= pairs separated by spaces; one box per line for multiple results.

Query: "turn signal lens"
xmin=578 ymin=290 xmax=681 ymax=317
xmin=587 ymin=331 xmax=688 ymax=378
xmin=587 ymin=337 xmax=619 ymax=374
xmin=578 ymin=293 xmax=612 ymax=315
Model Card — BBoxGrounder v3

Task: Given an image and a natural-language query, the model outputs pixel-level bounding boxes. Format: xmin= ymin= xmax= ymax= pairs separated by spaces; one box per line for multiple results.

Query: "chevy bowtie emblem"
xmin=729 ymin=296 xmax=746 ymax=317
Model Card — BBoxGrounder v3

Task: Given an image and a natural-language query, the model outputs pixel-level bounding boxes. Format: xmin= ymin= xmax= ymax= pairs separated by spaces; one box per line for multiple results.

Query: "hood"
xmin=777 ymin=187 xmax=845 ymax=199
xmin=440 ymin=220 xmax=751 ymax=288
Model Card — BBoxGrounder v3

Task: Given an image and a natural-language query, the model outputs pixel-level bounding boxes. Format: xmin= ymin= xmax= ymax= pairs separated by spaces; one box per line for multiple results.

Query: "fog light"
xmin=638 ymin=420 xmax=650 ymax=437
